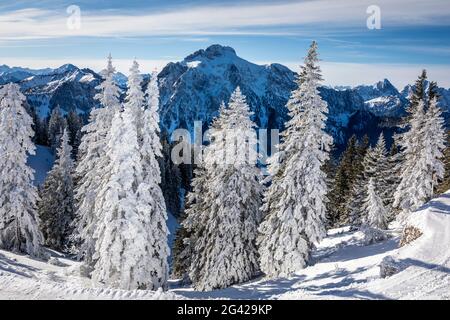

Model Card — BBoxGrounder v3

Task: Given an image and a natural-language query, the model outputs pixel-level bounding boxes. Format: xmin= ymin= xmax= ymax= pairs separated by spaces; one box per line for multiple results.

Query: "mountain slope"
xmin=20 ymin=64 xmax=103 ymax=118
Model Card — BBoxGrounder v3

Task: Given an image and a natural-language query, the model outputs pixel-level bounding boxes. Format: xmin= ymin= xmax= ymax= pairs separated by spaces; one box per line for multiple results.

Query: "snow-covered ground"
xmin=1 ymin=192 xmax=450 ymax=300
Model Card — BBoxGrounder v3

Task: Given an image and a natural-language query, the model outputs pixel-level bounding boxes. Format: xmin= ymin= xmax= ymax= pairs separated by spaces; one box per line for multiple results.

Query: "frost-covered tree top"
xmin=95 ymin=54 xmax=121 ymax=110
xmin=125 ymin=60 xmax=145 ymax=114
xmin=56 ymin=129 xmax=74 ymax=173
xmin=258 ymin=41 xmax=332 ymax=278
xmin=0 ymin=83 xmax=43 ymax=256
xmin=206 ymin=87 xmax=257 ymax=168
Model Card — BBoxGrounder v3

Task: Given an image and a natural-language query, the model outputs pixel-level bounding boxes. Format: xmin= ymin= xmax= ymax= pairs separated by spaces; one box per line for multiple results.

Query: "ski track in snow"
xmin=1 ymin=193 xmax=450 ymax=300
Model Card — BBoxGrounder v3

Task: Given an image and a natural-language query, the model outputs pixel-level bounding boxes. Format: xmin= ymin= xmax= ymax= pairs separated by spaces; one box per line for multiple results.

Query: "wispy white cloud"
xmin=0 ymin=0 xmax=449 ymax=40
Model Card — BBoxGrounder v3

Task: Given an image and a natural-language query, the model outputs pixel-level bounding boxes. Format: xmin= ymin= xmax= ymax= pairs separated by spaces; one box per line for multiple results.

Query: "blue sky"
xmin=1 ymin=0 xmax=450 ymax=88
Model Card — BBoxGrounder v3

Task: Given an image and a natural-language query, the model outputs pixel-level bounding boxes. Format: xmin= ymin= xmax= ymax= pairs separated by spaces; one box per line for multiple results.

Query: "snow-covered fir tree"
xmin=173 ymin=166 xmax=208 ymax=283
xmin=0 ymin=83 xmax=43 ymax=256
xmin=385 ymin=141 xmax=402 ymax=213
xmin=423 ymin=97 xmax=446 ymax=192
xmin=141 ymin=68 xmax=170 ymax=289
xmin=73 ymin=54 xmax=121 ymax=265
xmin=347 ymin=135 xmax=370 ymax=227
xmin=47 ymin=106 xmax=67 ymax=152
xmin=185 ymin=89 xmax=263 ymax=291
xmin=38 ymin=129 xmax=75 ymax=251
xmin=348 ymin=133 xmax=390 ymax=227
xmin=92 ymin=61 xmax=168 ymax=290
xmin=436 ymin=131 xmax=450 ymax=194
xmin=258 ymin=41 xmax=333 ymax=278
xmin=394 ymin=73 xmax=446 ymax=217
xmin=364 ymin=178 xmax=389 ymax=230
xmin=66 ymin=110 xmax=83 ymax=158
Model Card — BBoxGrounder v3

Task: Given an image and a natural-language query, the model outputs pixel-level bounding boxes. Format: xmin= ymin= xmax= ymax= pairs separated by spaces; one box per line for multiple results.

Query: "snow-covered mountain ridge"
xmin=1 ymin=45 xmax=450 ymax=147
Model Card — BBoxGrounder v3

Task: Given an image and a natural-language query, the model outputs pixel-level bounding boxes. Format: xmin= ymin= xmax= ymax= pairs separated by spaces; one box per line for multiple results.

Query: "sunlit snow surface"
xmin=1 ymin=192 xmax=450 ymax=299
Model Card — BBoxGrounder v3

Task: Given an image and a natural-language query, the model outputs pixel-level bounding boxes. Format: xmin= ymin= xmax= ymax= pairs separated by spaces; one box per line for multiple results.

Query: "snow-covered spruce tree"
xmin=364 ymin=178 xmax=389 ymax=230
xmin=393 ymin=74 xmax=446 ymax=217
xmin=173 ymin=165 xmax=208 ymax=283
xmin=436 ymin=131 xmax=450 ymax=194
xmin=38 ymin=129 xmax=75 ymax=251
xmin=423 ymin=97 xmax=446 ymax=192
xmin=385 ymin=141 xmax=401 ymax=212
xmin=0 ymin=83 xmax=43 ymax=256
xmin=141 ymin=68 xmax=170 ymax=289
xmin=66 ymin=110 xmax=83 ymax=158
xmin=72 ymin=54 xmax=120 ymax=264
xmin=47 ymin=106 xmax=67 ymax=152
xmin=92 ymin=61 xmax=168 ymax=290
xmin=347 ymin=135 xmax=370 ymax=227
xmin=258 ymin=41 xmax=333 ymax=278
xmin=186 ymin=89 xmax=263 ymax=291
xmin=348 ymin=133 xmax=389 ymax=227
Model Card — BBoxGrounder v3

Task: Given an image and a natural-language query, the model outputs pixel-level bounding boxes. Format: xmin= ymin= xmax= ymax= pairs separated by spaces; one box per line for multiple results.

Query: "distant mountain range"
xmin=1 ymin=44 xmax=449 ymax=149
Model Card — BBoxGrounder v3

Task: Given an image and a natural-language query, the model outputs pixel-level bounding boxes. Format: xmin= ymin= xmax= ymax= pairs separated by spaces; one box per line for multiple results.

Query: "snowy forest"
xmin=0 ymin=41 xmax=449 ymax=299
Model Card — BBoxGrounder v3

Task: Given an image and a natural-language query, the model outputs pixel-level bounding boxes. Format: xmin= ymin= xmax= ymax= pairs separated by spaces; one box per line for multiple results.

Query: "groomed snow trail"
xmin=1 ymin=193 xmax=450 ymax=299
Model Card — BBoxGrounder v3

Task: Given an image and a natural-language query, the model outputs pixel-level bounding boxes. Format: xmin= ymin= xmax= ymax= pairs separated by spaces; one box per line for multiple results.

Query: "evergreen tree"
xmin=327 ymin=135 xmax=359 ymax=226
xmin=394 ymin=73 xmax=446 ymax=217
xmin=0 ymin=83 xmax=43 ymax=256
xmin=29 ymin=106 xmax=48 ymax=146
xmin=171 ymin=212 xmax=192 ymax=281
xmin=47 ymin=106 xmax=67 ymax=151
xmin=258 ymin=42 xmax=333 ymax=278
xmin=349 ymin=133 xmax=389 ymax=226
xmin=408 ymin=70 xmax=427 ymax=114
xmin=348 ymin=135 xmax=370 ymax=227
xmin=159 ymin=132 xmax=182 ymax=217
xmin=73 ymin=55 xmax=121 ymax=266
xmin=185 ymin=88 xmax=262 ymax=291
xmin=364 ymin=178 xmax=389 ymax=230
xmin=38 ymin=129 xmax=75 ymax=251
xmin=92 ymin=62 xmax=168 ymax=290
xmin=174 ymin=166 xmax=208 ymax=283
xmin=436 ymin=131 xmax=450 ymax=194
xmin=141 ymin=68 xmax=170 ymax=289
xmin=384 ymin=140 xmax=401 ymax=215
xmin=66 ymin=110 xmax=83 ymax=158
xmin=423 ymin=97 xmax=446 ymax=192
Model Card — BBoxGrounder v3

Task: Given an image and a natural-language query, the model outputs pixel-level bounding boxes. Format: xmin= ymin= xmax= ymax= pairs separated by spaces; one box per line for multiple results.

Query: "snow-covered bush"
xmin=362 ymin=226 xmax=390 ymax=245
xmin=379 ymin=256 xmax=405 ymax=278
